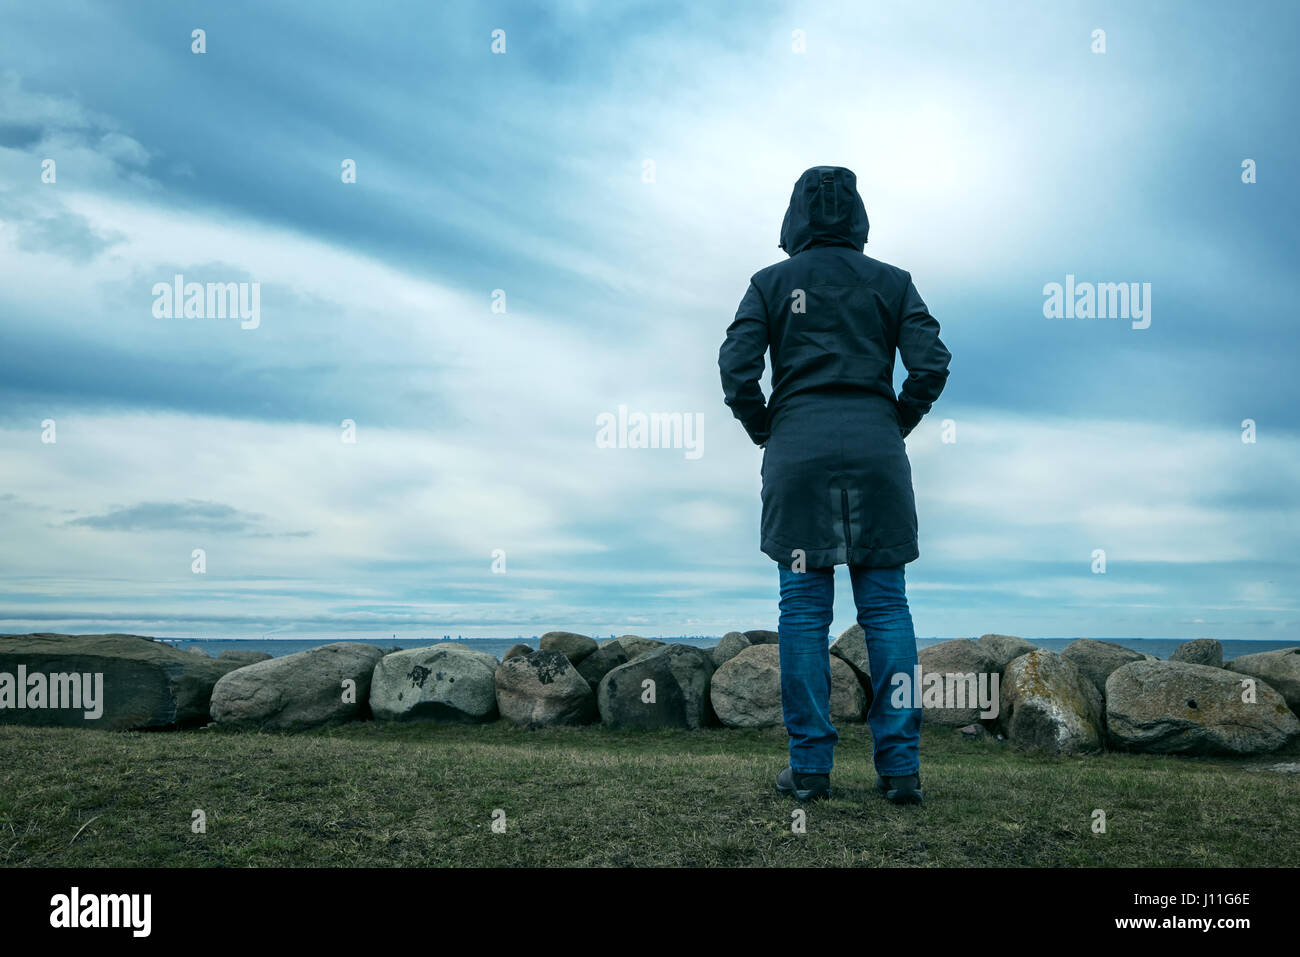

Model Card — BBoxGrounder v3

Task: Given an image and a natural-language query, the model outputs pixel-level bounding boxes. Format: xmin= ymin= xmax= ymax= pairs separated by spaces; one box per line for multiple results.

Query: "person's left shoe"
xmin=776 ymin=765 xmax=832 ymax=801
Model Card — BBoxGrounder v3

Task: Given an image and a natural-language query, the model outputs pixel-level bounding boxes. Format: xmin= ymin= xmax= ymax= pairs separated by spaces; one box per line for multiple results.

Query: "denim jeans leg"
xmin=849 ymin=563 xmax=921 ymax=776
xmin=777 ymin=563 xmax=837 ymax=774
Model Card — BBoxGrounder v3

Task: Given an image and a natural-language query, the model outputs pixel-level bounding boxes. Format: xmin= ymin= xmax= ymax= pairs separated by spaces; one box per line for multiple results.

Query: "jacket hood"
xmin=778 ymin=166 xmax=869 ymax=255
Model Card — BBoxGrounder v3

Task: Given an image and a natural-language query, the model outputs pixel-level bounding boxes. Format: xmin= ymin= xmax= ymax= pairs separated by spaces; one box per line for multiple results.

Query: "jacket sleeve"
xmin=719 ymin=280 xmax=772 ymax=446
xmin=895 ymin=274 xmax=951 ymax=437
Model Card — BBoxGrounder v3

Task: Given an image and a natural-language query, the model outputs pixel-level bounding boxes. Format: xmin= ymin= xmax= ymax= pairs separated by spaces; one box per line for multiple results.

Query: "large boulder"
xmin=829 ymin=625 xmax=874 ymax=708
xmin=710 ymin=644 xmax=781 ymax=728
xmin=829 ymin=657 xmax=868 ymax=722
xmin=708 ymin=644 xmax=865 ymax=729
xmin=218 ymin=649 xmax=273 ymax=666
xmin=977 ymin=634 xmax=1038 ymax=671
xmin=1106 ymin=660 xmax=1300 ymax=755
xmin=1225 ymin=647 xmax=1300 ymax=715
xmin=597 ymin=644 xmax=715 ymax=729
xmin=539 ymin=632 xmax=598 ymax=665
xmin=916 ymin=639 xmax=1002 ymax=727
xmin=495 ymin=650 xmax=596 ymax=727
xmin=577 ymin=643 xmax=628 ymax=689
xmin=577 ymin=635 xmax=665 ymax=689
xmin=369 ymin=643 xmax=498 ymax=723
xmin=610 ymin=635 xmax=664 ymax=659
xmin=0 ymin=633 xmax=243 ymax=730
xmin=502 ymin=643 xmax=533 ymax=661
xmin=1170 ymin=639 xmax=1223 ymax=668
xmin=743 ymin=630 xmax=779 ymax=646
xmin=1061 ymin=639 xmax=1147 ymax=698
xmin=830 ymin=625 xmax=871 ymax=684
xmin=711 ymin=631 xmax=751 ymax=668
xmin=211 ymin=641 xmax=383 ymax=732
xmin=999 ymin=650 xmax=1104 ymax=754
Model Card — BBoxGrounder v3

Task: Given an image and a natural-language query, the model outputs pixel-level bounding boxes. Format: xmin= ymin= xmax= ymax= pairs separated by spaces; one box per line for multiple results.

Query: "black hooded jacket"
xmin=718 ymin=166 xmax=951 ymax=567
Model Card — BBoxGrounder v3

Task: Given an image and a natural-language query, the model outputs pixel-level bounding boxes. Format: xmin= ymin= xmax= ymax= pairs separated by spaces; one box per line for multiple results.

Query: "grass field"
xmin=1 ymin=721 xmax=1297 ymax=867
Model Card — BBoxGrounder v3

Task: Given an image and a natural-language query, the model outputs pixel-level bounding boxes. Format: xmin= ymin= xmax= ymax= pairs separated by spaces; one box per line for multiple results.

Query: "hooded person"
xmin=718 ymin=165 xmax=951 ymax=805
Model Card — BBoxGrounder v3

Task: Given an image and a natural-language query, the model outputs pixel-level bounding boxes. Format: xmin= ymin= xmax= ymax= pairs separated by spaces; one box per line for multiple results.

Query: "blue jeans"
xmin=778 ymin=563 xmax=922 ymax=776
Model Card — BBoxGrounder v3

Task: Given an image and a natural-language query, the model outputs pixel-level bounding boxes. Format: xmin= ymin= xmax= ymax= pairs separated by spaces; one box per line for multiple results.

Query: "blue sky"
xmin=0 ymin=0 xmax=1296 ymax=641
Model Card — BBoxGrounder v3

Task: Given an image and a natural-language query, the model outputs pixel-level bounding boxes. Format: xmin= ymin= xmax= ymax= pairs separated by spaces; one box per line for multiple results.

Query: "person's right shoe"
xmin=876 ymin=773 xmax=923 ymax=806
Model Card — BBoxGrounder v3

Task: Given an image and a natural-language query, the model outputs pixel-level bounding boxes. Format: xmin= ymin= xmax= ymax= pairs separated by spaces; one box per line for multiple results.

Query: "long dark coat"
xmin=719 ymin=166 xmax=951 ymax=569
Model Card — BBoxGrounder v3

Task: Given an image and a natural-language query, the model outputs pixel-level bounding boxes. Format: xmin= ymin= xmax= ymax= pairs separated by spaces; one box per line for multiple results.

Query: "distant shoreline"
xmin=154 ymin=635 xmax=1298 ymax=661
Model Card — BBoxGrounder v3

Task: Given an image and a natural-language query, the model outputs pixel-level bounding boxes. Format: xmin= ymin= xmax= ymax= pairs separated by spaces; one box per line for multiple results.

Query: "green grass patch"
xmin=1 ymin=721 xmax=1296 ymax=867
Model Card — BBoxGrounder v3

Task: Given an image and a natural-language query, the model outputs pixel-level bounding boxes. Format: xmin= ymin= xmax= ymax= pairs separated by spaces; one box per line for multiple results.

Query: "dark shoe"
xmin=776 ymin=765 xmax=832 ymax=801
xmin=876 ymin=773 xmax=923 ymax=805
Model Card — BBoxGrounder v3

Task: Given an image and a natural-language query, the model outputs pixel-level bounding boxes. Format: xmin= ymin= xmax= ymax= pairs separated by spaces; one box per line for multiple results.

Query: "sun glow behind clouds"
xmin=0 ymin=1 xmax=1297 ymax=639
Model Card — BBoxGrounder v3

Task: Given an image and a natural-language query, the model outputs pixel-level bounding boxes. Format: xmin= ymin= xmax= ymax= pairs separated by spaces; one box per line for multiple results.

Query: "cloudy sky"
xmin=1 ymin=1 xmax=1296 ymax=642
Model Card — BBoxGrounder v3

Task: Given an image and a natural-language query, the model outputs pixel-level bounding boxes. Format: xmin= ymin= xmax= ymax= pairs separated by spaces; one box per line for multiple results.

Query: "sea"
xmin=158 ymin=635 xmax=1297 ymax=661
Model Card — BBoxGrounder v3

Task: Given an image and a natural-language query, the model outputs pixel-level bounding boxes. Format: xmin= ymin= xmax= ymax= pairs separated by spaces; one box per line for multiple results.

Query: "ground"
xmin=1 ymin=721 xmax=1296 ymax=867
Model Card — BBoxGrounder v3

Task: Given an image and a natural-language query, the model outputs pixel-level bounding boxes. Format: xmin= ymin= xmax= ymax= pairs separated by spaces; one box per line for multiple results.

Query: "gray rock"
xmin=999 ymin=650 xmax=1104 ymax=754
xmin=829 ymin=625 xmax=874 ymax=707
xmin=369 ymin=643 xmax=498 ymax=723
xmin=211 ymin=641 xmax=384 ymax=732
xmin=612 ymin=635 xmax=665 ymax=660
xmin=1061 ymin=639 xmax=1147 ymax=698
xmin=829 ymin=656 xmax=867 ymax=723
xmin=709 ymin=644 xmax=781 ymax=728
xmin=1225 ymin=647 xmax=1300 ymax=715
xmin=502 ymin=643 xmax=533 ymax=661
xmin=217 ymin=649 xmax=273 ymax=665
xmin=829 ymin=625 xmax=870 ymax=681
xmin=916 ymin=639 xmax=1002 ymax=727
xmin=597 ymin=644 xmax=715 ymax=729
xmin=188 ymin=646 xmax=210 ymax=657
xmin=708 ymin=644 xmax=865 ymax=729
xmin=579 ymin=643 xmax=630 ymax=688
xmin=977 ymin=634 xmax=1038 ymax=671
xmin=495 ymin=650 xmax=596 ymax=727
xmin=539 ymin=631 xmax=598 ymax=665
xmin=0 ymin=633 xmax=243 ymax=730
xmin=743 ymin=630 xmax=779 ymax=646
xmin=1106 ymin=660 xmax=1300 ymax=755
xmin=578 ymin=635 xmax=665 ymax=689
xmin=711 ymin=631 xmax=752 ymax=668
xmin=1170 ymin=639 xmax=1222 ymax=668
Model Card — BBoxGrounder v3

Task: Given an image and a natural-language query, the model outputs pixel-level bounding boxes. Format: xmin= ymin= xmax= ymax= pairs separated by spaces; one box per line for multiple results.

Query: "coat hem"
xmin=761 ymin=537 xmax=918 ymax=569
